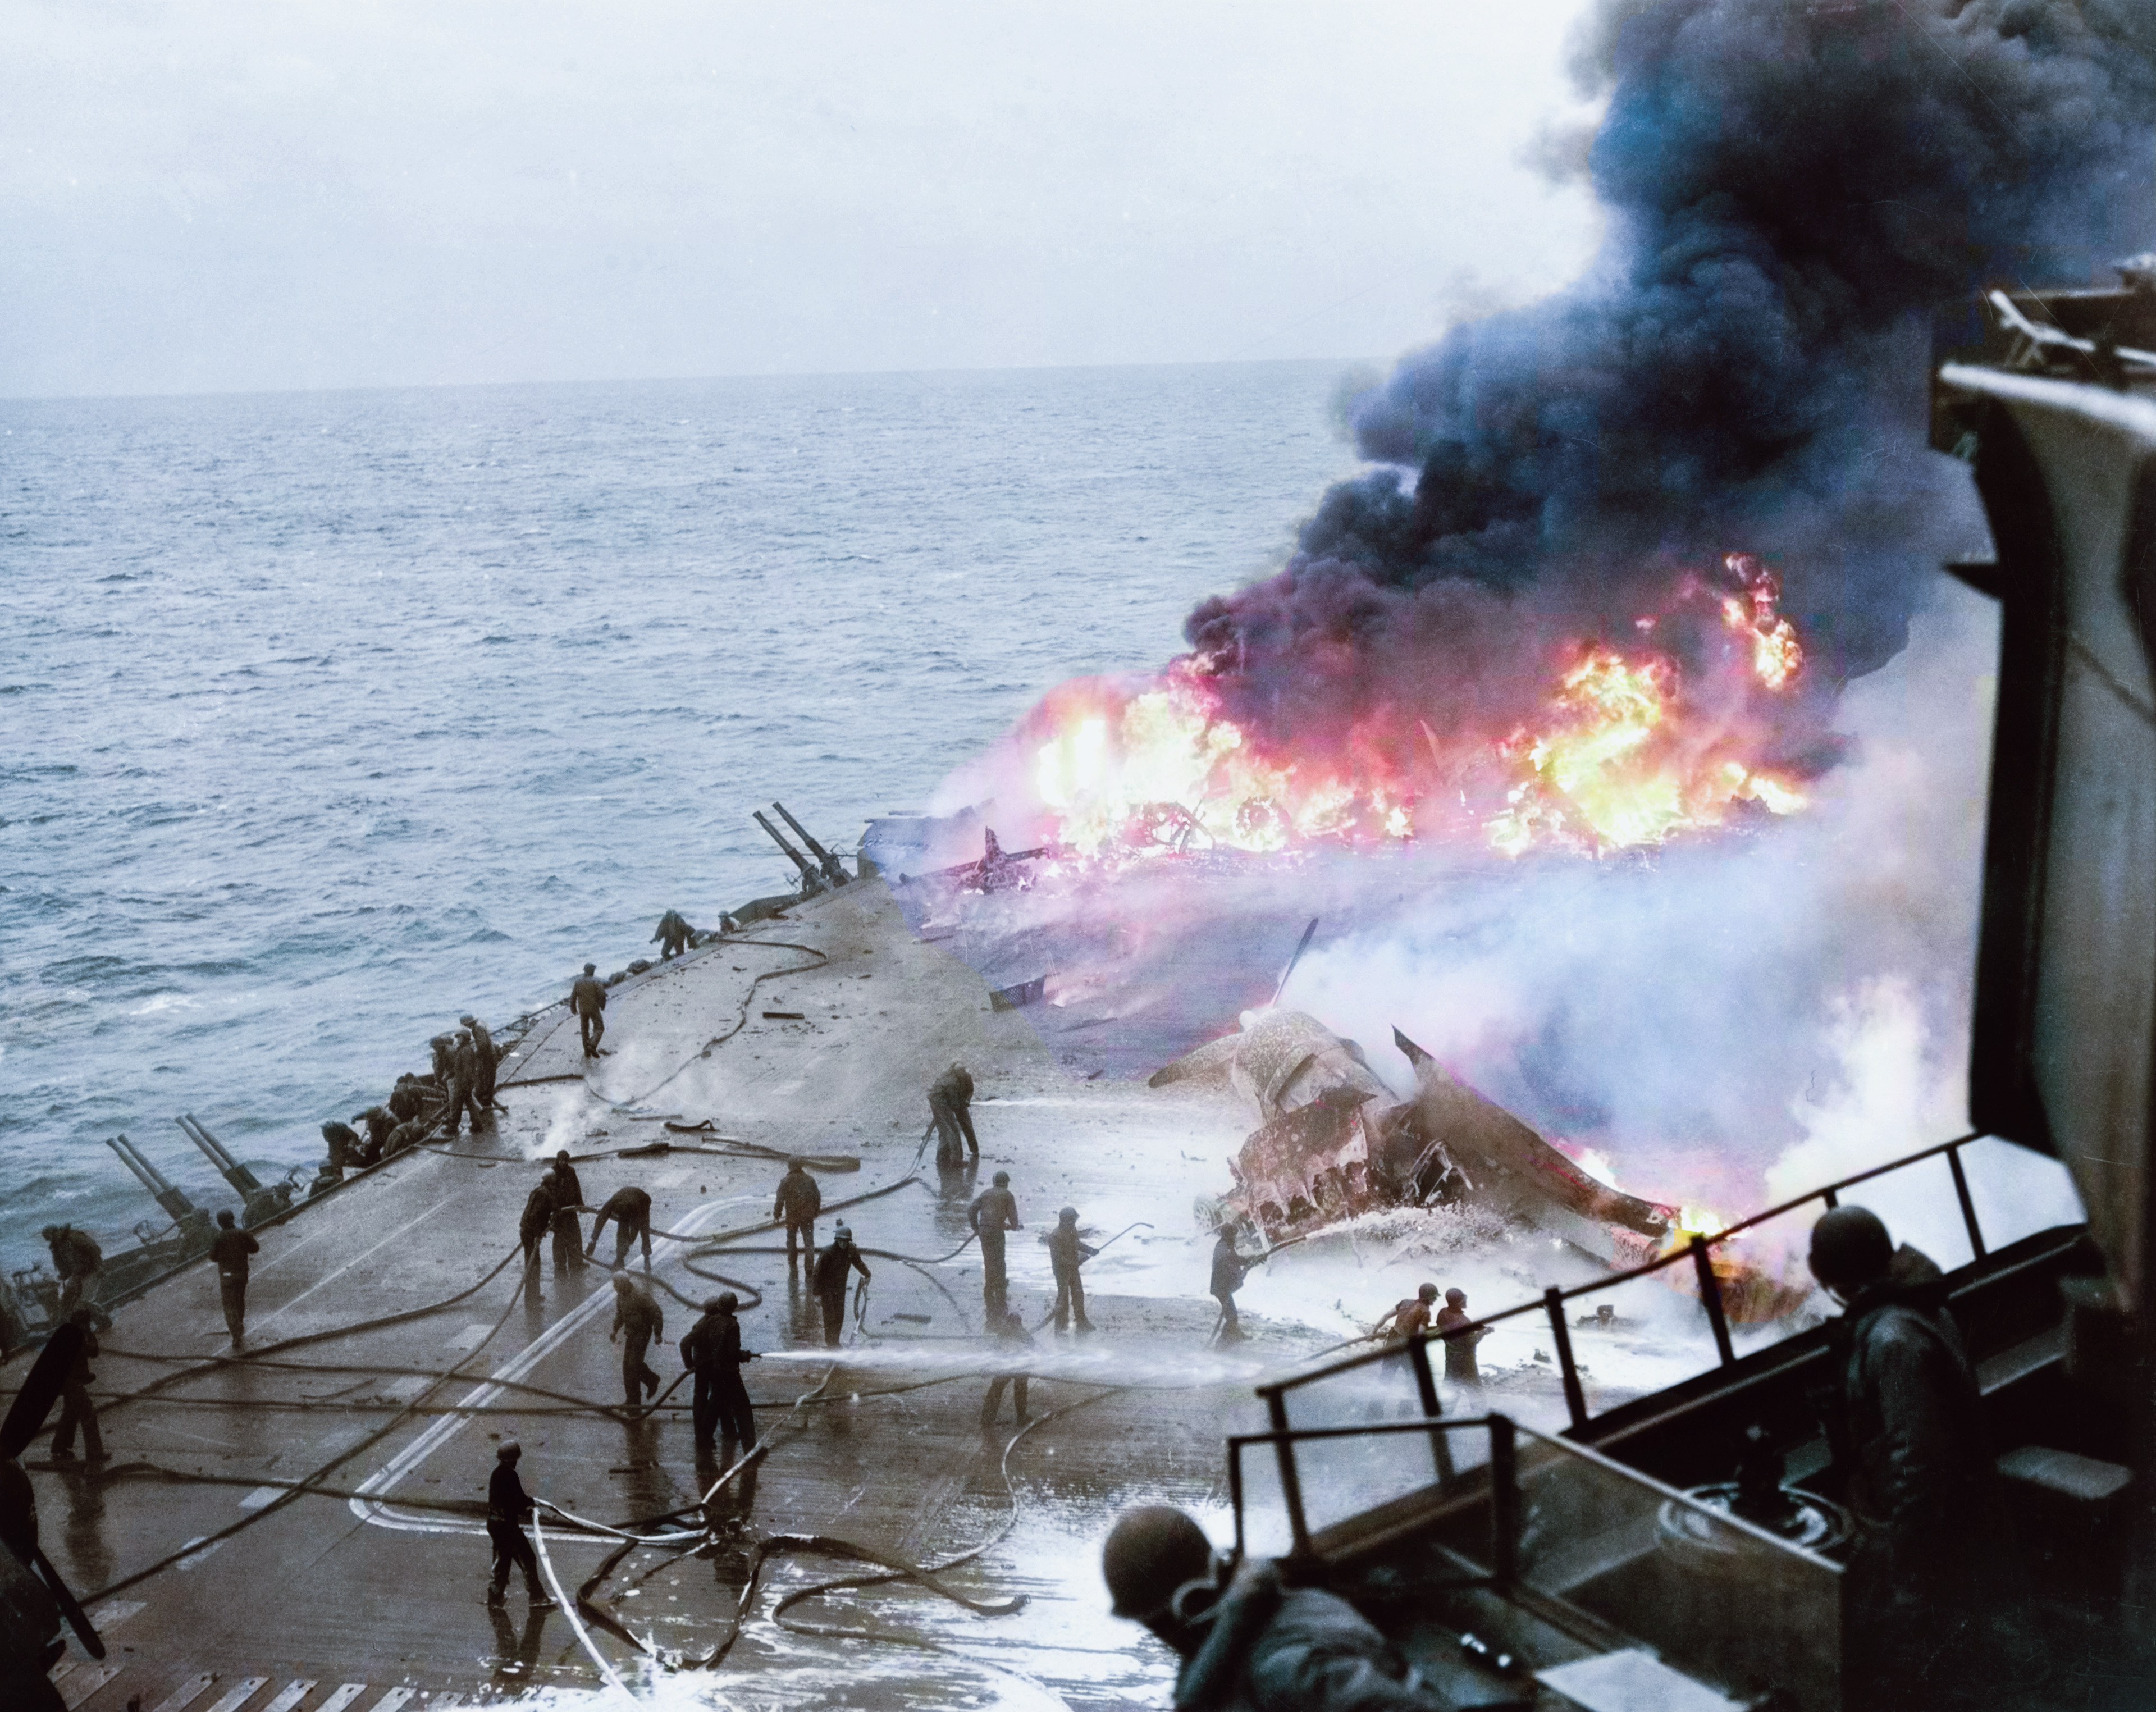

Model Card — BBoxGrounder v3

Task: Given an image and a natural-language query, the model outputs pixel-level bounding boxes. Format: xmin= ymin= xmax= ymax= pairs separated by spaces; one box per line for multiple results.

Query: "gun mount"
xmin=771 ymin=801 xmax=852 ymax=888
xmin=106 ymin=1133 xmax=216 ymax=1251
xmin=175 ymin=1113 xmax=294 ymax=1226
xmin=753 ymin=810 xmax=830 ymax=895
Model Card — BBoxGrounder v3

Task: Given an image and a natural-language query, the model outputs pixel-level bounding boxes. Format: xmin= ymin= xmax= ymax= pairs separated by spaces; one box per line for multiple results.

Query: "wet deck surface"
xmin=16 ymin=879 xmax=1350 ymax=1709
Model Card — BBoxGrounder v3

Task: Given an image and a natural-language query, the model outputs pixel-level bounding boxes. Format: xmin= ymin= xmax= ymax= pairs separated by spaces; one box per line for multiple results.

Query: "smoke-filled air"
xmin=929 ymin=0 xmax=2156 ymax=1223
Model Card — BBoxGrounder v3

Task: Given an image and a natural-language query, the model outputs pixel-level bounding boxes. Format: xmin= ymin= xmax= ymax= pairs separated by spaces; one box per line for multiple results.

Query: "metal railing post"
xmin=1263 ymin=1389 xmax=1313 ymax=1562
xmin=1945 ymin=1144 xmax=1988 ymax=1259
xmin=1227 ymin=1442 xmax=1247 ymax=1565
xmin=1406 ymin=1336 xmax=1458 ymax=1485
xmin=1692 ymin=1235 xmax=1736 ymax=1367
xmin=1820 ymin=1187 xmax=1839 ymax=1209
xmin=1543 ymin=1286 xmax=1588 ymax=1431
xmin=1489 ymin=1414 xmax=1518 ymax=1585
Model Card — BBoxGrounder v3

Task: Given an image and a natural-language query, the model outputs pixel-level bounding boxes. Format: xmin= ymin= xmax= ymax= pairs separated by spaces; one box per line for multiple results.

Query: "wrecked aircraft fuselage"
xmin=1154 ymin=1010 xmax=1678 ymax=1266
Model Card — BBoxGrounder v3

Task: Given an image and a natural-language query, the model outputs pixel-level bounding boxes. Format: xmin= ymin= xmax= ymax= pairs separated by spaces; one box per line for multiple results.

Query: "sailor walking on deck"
xmin=609 ymin=1274 xmax=664 ymax=1408
xmin=680 ymin=1294 xmax=759 ymax=1449
xmin=209 ymin=1209 xmax=261 ymax=1347
xmin=928 ymin=1062 xmax=978 ymax=1167
xmin=1048 ymin=1207 xmax=1096 ymax=1335
xmin=484 ymin=1442 xmax=554 ymax=1608
xmin=40 ymin=1226 xmax=106 ymax=1330
xmin=48 ymin=1310 xmax=106 ymax=1464
xmin=652 ymin=910 xmax=693 ymax=961
xmin=546 ymin=1153 xmax=585 ymax=1272
xmin=571 ymin=964 xmax=608 ymax=1058
xmin=773 ymin=1159 xmax=821 ymax=1269
xmin=587 ymin=1185 xmax=655 ymax=1270
xmin=969 ymin=1171 xmax=1022 ymax=1314
xmin=811 ymin=1223 xmax=871 ymax=1348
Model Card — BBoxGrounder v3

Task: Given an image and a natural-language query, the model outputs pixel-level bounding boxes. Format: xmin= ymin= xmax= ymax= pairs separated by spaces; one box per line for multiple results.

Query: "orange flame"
xmin=1025 ymin=554 xmax=1810 ymax=864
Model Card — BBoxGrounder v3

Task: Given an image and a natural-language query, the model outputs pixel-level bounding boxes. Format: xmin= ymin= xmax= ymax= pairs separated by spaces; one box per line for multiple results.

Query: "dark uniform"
xmin=680 ymin=1303 xmax=757 ymax=1446
xmin=463 ymin=1016 xmax=499 ymax=1108
xmin=652 ymin=910 xmax=693 ymax=960
xmin=445 ymin=1031 xmax=482 ymax=1136
xmin=547 ymin=1161 xmax=584 ymax=1271
xmin=1833 ymin=1277 xmax=2011 ymax=1709
xmin=1169 ymin=1560 xmax=1441 ymax=1711
xmin=980 ymin=1310 xmax=1035 ymax=1427
xmin=387 ymin=1076 xmax=427 ymax=1125
xmin=321 ymin=1120 xmax=364 ymax=1180
xmin=1047 ymin=1212 xmax=1095 ymax=1334
xmin=355 ymin=1106 xmax=396 ymax=1161
xmin=430 ymin=1033 xmax=456 ymax=1086
xmin=810 ymin=1231 xmax=871 ymax=1348
xmin=50 ymin=1314 xmax=104 ymax=1462
xmin=773 ymin=1163 xmax=821 ymax=1267
xmin=570 ymin=966 xmax=607 ymax=1057
xmin=386 ymin=1120 xmax=426 ymax=1158
xmin=485 ymin=1451 xmax=548 ymax=1603
xmin=610 ymin=1280 xmax=664 ymax=1407
xmin=588 ymin=1186 xmax=654 ymax=1269
xmin=43 ymin=1227 xmax=103 ymax=1327
xmin=1209 ymin=1230 xmax=1253 ymax=1342
xmin=1435 ymin=1292 xmax=1486 ymax=1387
xmin=928 ymin=1063 xmax=978 ymax=1166
xmin=210 ymin=1216 xmax=261 ymax=1345
xmin=969 ymin=1179 xmax=1022 ymax=1313
xmin=519 ymin=1181 xmax=557 ymax=1277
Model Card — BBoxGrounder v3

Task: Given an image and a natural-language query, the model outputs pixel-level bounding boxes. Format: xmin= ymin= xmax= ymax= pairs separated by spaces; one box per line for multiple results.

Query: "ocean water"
xmin=1 ymin=360 xmax=1361 ymax=1273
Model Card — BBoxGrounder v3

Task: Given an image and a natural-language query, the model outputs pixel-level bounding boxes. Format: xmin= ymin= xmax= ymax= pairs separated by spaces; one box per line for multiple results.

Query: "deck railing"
xmin=1251 ymin=1130 xmax=2006 ymax=1516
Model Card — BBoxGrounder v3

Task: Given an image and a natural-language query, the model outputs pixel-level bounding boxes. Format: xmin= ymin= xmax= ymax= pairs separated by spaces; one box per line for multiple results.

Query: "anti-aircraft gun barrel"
xmin=753 ymin=810 xmax=828 ymax=893
xmin=771 ymin=801 xmax=851 ymax=887
xmin=107 ymin=1134 xmax=216 ymax=1248
xmin=176 ymin=1113 xmax=290 ymax=1226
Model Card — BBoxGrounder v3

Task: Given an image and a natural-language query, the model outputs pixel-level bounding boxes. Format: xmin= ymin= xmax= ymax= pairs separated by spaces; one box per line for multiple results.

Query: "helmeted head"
xmin=67 ymin=1308 xmax=94 ymax=1331
xmin=1058 ymin=1207 xmax=1078 ymax=1226
xmin=42 ymin=1225 xmax=62 ymax=1241
xmin=787 ymin=1158 xmax=806 ymax=1172
xmin=217 ymin=1209 xmax=236 ymax=1229
xmin=556 ymin=1151 xmax=573 ymax=1166
xmin=1809 ymin=1206 xmax=1894 ymax=1296
xmin=1103 ymin=1505 xmax=1217 ymax=1626
xmin=612 ymin=1274 xmax=633 ymax=1294
xmin=993 ymin=1171 xmax=1010 ymax=1188
xmin=834 ymin=1223 xmax=853 ymax=1243
xmin=497 ymin=1440 xmax=521 ymax=1462
xmin=1417 ymin=1283 xmax=1438 ymax=1304
xmin=461 ymin=1014 xmax=477 ymax=1027
xmin=716 ymin=1292 xmax=739 ymax=1314
xmin=703 ymin=1297 xmax=724 ymax=1315
xmin=584 ymin=963 xmax=597 ymax=976
xmin=1445 ymin=1288 xmax=1467 ymax=1308
xmin=431 ymin=1034 xmax=451 ymax=1047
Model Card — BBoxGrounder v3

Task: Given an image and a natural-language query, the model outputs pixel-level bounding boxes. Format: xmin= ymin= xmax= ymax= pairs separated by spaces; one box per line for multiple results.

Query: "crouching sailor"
xmin=1102 ymin=1505 xmax=1447 ymax=1710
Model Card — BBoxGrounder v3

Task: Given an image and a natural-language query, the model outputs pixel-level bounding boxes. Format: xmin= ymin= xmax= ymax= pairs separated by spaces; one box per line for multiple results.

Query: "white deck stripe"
xmin=314 ymin=1687 xmax=369 ymax=1712
xmin=204 ymin=1679 xmax=270 ymax=1712
xmin=57 ymin=1663 xmax=126 ymax=1709
xmin=256 ymin=1683 xmax=317 ymax=1712
xmin=364 ymin=1691 xmax=415 ymax=1712
xmin=349 ymin=1197 xmax=733 ymax=1533
xmin=150 ymin=1677 xmax=218 ymax=1712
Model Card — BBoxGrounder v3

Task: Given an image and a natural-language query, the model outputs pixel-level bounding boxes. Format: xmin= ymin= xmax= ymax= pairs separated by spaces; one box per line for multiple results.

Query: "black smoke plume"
xmin=1186 ymin=0 xmax=2156 ymax=761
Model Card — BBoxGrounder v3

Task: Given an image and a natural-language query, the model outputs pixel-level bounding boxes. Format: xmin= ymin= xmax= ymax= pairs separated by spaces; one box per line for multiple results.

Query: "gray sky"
xmin=2 ymin=1 xmax=1602 ymax=398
